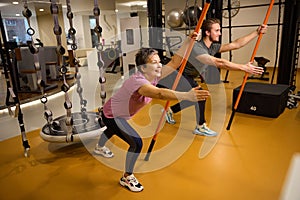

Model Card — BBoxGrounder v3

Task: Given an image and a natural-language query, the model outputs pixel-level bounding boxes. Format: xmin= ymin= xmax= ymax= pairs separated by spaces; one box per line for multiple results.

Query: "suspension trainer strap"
xmin=0 ymin=38 xmax=15 ymax=116
xmin=92 ymin=0 xmax=107 ymax=128
xmin=23 ymin=0 xmax=54 ymax=130
xmin=50 ymin=0 xmax=73 ymax=142
xmin=0 ymin=12 xmax=30 ymax=157
xmin=65 ymin=0 xmax=88 ymax=118
xmin=22 ymin=0 xmax=44 ymax=92
xmin=93 ymin=0 xmax=106 ymax=107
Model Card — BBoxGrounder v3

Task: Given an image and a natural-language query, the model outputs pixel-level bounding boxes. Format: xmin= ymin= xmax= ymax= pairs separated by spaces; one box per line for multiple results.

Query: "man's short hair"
xmin=201 ymin=18 xmax=221 ymax=38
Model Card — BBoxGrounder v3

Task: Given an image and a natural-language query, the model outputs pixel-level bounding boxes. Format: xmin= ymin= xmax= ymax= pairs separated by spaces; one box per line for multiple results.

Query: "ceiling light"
xmin=119 ymin=1 xmax=147 ymax=7
xmin=12 ymin=2 xmax=19 ymax=5
xmin=39 ymin=8 xmax=44 ymax=12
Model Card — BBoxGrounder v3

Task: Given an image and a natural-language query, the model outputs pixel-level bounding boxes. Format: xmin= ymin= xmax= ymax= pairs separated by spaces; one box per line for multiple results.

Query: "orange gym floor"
xmin=0 ymin=67 xmax=299 ymax=200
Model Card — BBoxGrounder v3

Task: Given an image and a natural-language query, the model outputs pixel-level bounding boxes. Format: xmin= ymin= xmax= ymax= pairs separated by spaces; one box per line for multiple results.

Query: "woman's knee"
xmin=135 ymin=138 xmax=143 ymax=153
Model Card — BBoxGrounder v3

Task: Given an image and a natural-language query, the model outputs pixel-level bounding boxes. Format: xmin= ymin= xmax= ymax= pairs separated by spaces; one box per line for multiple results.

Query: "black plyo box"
xmin=233 ymin=82 xmax=289 ymax=118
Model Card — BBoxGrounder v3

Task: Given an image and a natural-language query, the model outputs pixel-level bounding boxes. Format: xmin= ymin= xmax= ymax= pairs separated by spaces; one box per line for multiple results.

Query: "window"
xmin=3 ymin=18 xmax=30 ymax=45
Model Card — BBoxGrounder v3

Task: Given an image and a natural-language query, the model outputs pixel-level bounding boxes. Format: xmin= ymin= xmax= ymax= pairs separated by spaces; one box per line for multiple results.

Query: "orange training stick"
xmin=145 ymin=0 xmax=212 ymax=161
xmin=154 ymin=1 xmax=210 ymax=140
xmin=226 ymin=0 xmax=275 ymax=130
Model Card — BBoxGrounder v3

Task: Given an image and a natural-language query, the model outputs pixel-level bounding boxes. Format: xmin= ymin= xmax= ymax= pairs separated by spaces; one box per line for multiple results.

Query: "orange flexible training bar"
xmin=226 ymin=0 xmax=275 ymax=130
xmin=144 ymin=0 xmax=212 ymax=161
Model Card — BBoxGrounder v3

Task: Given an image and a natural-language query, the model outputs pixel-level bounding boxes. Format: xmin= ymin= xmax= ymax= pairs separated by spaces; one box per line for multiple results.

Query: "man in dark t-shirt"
xmin=161 ymin=18 xmax=267 ymax=136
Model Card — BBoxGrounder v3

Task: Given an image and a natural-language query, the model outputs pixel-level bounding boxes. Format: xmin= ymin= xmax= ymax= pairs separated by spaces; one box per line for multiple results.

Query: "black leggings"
xmin=98 ymin=114 xmax=143 ymax=174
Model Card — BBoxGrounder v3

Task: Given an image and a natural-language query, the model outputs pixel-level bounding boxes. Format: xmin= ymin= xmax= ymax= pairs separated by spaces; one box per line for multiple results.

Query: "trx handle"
xmin=226 ymin=0 xmax=275 ymax=130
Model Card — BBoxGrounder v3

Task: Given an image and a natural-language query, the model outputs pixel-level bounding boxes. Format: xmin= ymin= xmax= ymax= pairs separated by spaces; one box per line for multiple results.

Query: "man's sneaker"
xmin=93 ymin=144 xmax=114 ymax=158
xmin=193 ymin=123 xmax=218 ymax=137
xmin=164 ymin=108 xmax=176 ymax=124
xmin=119 ymin=174 xmax=144 ymax=192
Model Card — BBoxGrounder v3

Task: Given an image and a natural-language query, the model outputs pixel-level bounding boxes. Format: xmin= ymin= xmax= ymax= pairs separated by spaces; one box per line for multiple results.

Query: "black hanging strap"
xmin=0 ymin=12 xmax=30 ymax=157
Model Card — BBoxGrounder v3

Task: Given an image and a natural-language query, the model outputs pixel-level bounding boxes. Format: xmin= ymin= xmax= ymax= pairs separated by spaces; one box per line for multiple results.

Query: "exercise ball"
xmin=183 ymin=6 xmax=202 ymax=27
xmin=166 ymin=8 xmax=184 ymax=28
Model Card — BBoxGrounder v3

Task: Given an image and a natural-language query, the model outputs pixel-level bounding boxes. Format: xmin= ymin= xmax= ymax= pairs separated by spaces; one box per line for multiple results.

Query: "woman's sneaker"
xmin=93 ymin=144 xmax=114 ymax=158
xmin=164 ymin=108 xmax=176 ymax=124
xmin=119 ymin=174 xmax=144 ymax=192
xmin=193 ymin=123 xmax=218 ymax=137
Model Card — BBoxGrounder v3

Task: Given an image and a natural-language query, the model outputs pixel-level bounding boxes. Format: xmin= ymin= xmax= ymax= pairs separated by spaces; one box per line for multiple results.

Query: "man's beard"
xmin=209 ymin=35 xmax=219 ymax=42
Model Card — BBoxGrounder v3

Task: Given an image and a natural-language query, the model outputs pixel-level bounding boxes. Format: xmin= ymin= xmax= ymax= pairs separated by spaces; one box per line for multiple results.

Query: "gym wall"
xmin=222 ymin=0 xmax=282 ymax=68
xmin=164 ymin=0 xmax=284 ymax=69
